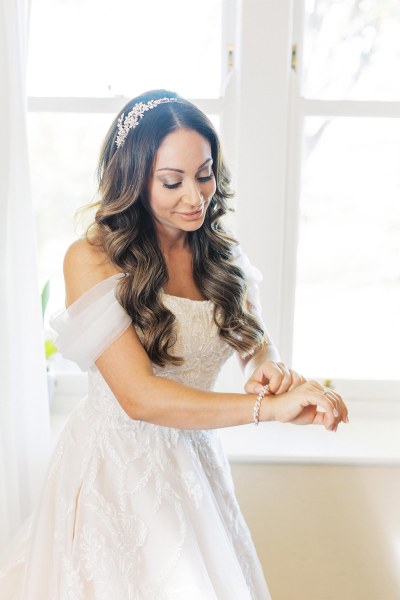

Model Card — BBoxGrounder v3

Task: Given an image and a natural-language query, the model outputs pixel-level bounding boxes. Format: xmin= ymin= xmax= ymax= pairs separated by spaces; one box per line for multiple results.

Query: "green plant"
xmin=323 ymin=378 xmax=334 ymax=389
xmin=41 ymin=280 xmax=58 ymax=360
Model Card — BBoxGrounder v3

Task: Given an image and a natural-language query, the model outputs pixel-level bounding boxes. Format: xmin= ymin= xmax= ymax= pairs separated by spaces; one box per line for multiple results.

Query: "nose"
xmin=182 ymin=179 xmax=204 ymax=208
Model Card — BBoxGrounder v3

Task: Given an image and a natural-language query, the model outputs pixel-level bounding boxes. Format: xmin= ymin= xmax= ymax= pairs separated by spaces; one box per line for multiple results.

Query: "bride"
xmin=0 ymin=89 xmax=348 ymax=599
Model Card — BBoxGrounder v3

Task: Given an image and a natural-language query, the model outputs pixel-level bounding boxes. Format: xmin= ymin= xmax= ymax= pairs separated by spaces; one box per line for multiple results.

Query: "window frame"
xmin=282 ymin=0 xmax=400 ymax=401
xmin=29 ymin=0 xmax=400 ymax=446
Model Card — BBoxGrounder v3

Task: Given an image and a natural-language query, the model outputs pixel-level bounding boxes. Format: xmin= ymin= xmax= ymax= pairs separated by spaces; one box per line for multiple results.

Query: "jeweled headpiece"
xmin=115 ymin=97 xmax=180 ymax=149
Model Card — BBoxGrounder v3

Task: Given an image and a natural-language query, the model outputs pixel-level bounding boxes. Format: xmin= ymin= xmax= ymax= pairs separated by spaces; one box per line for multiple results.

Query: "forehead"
xmin=154 ymin=128 xmax=212 ymax=168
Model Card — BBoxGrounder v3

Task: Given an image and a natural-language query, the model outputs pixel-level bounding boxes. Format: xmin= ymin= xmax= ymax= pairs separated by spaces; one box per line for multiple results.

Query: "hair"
xmin=79 ymin=88 xmax=268 ymax=366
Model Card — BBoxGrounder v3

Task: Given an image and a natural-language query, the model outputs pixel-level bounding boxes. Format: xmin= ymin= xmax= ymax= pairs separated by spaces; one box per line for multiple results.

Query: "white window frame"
xmin=283 ymin=0 xmax=400 ymax=403
xmin=30 ymin=1 xmax=399 ymax=460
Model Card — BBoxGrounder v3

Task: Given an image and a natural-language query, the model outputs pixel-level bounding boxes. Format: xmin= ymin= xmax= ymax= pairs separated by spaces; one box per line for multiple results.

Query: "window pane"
xmin=303 ymin=0 xmax=400 ymax=100
xmin=293 ymin=117 xmax=400 ymax=380
xmin=28 ymin=112 xmax=110 ymax=325
xmin=28 ymin=0 xmax=222 ymax=99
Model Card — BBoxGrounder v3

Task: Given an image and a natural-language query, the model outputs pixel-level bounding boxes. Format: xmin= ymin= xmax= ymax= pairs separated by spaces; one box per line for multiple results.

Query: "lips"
xmin=174 ymin=204 xmax=206 ymax=222
xmin=179 ymin=208 xmax=202 ymax=216
xmin=176 ymin=205 xmax=204 ymax=216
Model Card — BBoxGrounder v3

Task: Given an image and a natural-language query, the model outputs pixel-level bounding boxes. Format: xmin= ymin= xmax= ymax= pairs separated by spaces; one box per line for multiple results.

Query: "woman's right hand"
xmin=263 ymin=380 xmax=349 ymax=432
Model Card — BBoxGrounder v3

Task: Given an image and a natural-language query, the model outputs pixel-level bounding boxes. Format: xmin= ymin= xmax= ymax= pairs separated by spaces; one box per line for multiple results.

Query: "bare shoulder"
xmin=63 ymin=238 xmax=121 ymax=307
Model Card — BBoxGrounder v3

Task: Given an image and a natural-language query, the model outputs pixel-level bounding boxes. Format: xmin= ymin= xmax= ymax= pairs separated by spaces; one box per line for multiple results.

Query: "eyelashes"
xmin=163 ymin=174 xmax=214 ymax=190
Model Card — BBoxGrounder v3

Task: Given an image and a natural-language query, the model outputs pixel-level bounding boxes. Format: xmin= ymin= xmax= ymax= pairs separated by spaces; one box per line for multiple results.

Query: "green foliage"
xmin=41 ymin=280 xmax=50 ymax=320
xmin=41 ymin=280 xmax=59 ymax=360
xmin=323 ymin=378 xmax=334 ymax=389
xmin=45 ymin=339 xmax=58 ymax=360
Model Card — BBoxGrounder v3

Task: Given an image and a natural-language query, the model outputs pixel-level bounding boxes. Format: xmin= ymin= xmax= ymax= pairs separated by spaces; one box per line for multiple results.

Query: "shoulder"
xmin=63 ymin=238 xmax=121 ymax=307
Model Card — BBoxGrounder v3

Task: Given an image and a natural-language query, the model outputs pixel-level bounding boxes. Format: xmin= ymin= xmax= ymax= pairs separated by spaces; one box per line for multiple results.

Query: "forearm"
xmin=123 ymin=374 xmax=275 ymax=429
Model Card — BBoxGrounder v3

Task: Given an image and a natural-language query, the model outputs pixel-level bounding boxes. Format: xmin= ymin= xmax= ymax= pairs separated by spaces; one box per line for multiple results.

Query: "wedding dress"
xmin=0 ymin=246 xmax=272 ymax=600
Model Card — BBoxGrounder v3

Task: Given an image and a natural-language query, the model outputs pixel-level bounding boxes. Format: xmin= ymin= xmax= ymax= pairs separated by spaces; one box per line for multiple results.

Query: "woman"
xmin=0 ymin=89 xmax=348 ymax=599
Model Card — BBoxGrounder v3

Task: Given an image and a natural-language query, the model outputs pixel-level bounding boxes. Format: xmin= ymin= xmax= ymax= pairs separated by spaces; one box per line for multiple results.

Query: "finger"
xmin=322 ymin=391 xmax=340 ymax=417
xmin=328 ymin=391 xmax=349 ymax=423
xmin=308 ymin=381 xmax=342 ymax=426
xmin=274 ymin=362 xmax=293 ymax=394
xmin=310 ymin=392 xmax=337 ymax=429
xmin=265 ymin=362 xmax=284 ymax=394
xmin=301 ymin=382 xmax=345 ymax=429
xmin=319 ymin=393 xmax=340 ymax=428
xmin=322 ymin=389 xmax=347 ymax=423
xmin=244 ymin=379 xmax=267 ymax=394
xmin=311 ymin=408 xmax=336 ymax=430
xmin=309 ymin=379 xmax=325 ymax=392
xmin=311 ymin=410 xmax=328 ymax=427
xmin=288 ymin=370 xmax=305 ymax=391
xmin=246 ymin=362 xmax=279 ymax=394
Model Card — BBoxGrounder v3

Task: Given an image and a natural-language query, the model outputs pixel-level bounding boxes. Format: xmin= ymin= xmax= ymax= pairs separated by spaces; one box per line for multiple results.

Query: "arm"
xmin=63 ymin=241 xmax=347 ymax=431
xmin=96 ymin=314 xmax=347 ymax=430
xmin=63 ymin=240 xmax=275 ymax=429
xmin=95 ymin=328 xmax=347 ymax=431
xmin=95 ymin=325 xmax=275 ymax=429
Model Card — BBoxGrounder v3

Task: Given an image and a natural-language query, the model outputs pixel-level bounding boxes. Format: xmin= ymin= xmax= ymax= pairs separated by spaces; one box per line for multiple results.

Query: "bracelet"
xmin=253 ymin=384 xmax=269 ymax=426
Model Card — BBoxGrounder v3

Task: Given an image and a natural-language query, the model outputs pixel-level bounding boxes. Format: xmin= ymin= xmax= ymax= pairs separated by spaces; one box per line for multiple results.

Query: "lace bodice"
xmin=50 ymin=243 xmax=269 ymax=381
xmin=85 ymin=290 xmax=235 ymax=422
xmin=135 ymin=293 xmax=234 ymax=389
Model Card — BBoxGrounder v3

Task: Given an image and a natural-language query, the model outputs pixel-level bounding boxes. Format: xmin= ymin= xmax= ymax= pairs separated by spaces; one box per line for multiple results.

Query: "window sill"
xmin=49 ymin=370 xmax=400 ymax=465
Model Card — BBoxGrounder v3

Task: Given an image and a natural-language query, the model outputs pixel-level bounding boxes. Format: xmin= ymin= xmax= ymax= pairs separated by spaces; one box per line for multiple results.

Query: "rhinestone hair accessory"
xmin=115 ymin=97 xmax=180 ymax=149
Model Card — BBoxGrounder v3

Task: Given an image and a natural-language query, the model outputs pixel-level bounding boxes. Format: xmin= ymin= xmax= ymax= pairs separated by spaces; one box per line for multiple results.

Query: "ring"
xmin=319 ymin=389 xmax=339 ymax=417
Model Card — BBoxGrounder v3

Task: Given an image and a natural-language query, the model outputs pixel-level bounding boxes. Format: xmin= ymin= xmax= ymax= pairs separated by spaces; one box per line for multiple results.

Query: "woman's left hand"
xmin=244 ymin=360 xmax=306 ymax=395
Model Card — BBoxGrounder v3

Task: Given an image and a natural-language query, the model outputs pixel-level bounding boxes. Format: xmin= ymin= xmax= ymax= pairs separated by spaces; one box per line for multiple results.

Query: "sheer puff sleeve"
xmin=49 ymin=273 xmax=132 ymax=372
xmin=231 ymin=243 xmax=273 ymax=344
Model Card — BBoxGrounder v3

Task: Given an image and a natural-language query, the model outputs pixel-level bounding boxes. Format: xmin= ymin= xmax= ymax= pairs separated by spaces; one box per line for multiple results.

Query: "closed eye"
xmin=163 ymin=173 xmax=214 ymax=190
xmin=163 ymin=182 xmax=182 ymax=189
xmin=198 ymin=174 xmax=214 ymax=183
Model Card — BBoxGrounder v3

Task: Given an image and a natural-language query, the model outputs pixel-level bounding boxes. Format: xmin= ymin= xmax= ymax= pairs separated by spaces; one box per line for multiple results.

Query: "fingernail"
xmin=255 ymin=385 xmax=264 ymax=394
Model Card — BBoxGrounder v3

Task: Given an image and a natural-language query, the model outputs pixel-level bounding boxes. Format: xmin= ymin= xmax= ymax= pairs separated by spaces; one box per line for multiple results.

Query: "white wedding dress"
xmin=0 ymin=247 xmax=272 ymax=600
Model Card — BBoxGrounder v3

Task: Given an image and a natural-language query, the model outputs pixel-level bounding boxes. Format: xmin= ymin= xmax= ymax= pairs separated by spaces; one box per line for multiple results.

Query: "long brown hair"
xmin=81 ymin=89 xmax=268 ymax=366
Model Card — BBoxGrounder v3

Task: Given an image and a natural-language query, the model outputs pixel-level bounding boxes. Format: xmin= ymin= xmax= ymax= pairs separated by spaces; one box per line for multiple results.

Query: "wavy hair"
xmin=81 ymin=89 xmax=268 ymax=366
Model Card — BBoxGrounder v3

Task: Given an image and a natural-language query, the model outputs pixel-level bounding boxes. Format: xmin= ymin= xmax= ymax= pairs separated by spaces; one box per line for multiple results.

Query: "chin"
xmin=179 ymin=217 xmax=207 ymax=233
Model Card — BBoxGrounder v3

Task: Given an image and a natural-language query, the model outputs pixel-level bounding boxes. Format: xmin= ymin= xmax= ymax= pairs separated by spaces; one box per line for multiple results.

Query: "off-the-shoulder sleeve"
xmin=49 ymin=273 xmax=132 ymax=372
xmin=231 ymin=242 xmax=273 ymax=343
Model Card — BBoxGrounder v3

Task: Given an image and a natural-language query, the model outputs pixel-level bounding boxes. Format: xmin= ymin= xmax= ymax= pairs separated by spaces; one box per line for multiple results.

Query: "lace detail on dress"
xmin=0 ymin=255 xmax=271 ymax=600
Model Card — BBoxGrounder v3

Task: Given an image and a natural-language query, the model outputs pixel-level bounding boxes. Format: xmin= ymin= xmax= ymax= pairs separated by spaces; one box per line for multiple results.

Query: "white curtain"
xmin=0 ymin=0 xmax=51 ymax=553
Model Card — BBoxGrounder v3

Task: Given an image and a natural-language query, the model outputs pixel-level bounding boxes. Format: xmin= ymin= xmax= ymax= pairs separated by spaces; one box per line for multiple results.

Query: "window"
xmin=291 ymin=0 xmax=400 ymax=382
xmin=28 ymin=0 xmax=227 ymax=342
xmin=28 ymin=0 xmax=222 ymax=99
xmin=28 ymin=0 xmax=399 ymax=458
xmin=302 ymin=0 xmax=400 ymax=101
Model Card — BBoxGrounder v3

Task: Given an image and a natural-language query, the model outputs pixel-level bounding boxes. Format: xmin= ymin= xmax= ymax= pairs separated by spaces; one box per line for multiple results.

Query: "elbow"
xmin=117 ymin=375 xmax=158 ymax=422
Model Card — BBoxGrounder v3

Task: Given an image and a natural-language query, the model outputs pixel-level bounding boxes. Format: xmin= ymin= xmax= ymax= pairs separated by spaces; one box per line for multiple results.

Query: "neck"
xmin=155 ymin=224 xmax=190 ymax=254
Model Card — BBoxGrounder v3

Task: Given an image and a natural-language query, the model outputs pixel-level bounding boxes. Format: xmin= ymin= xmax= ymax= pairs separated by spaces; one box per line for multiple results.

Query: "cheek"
xmin=205 ymin=179 xmax=217 ymax=199
xmin=148 ymin=185 xmax=176 ymax=212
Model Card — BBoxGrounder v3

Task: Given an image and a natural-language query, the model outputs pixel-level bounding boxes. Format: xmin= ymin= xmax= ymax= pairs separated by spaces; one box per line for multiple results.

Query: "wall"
xmin=231 ymin=462 xmax=400 ymax=600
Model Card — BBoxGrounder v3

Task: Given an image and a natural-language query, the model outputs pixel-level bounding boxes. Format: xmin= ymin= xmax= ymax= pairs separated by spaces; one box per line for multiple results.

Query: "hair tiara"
xmin=115 ymin=97 xmax=181 ymax=149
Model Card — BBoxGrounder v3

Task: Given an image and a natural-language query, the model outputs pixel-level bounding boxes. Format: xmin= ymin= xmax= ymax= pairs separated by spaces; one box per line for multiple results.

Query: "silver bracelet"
xmin=253 ymin=384 xmax=269 ymax=426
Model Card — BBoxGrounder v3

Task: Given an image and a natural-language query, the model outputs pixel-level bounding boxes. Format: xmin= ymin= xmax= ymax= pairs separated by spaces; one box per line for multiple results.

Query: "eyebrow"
xmin=156 ymin=157 xmax=213 ymax=173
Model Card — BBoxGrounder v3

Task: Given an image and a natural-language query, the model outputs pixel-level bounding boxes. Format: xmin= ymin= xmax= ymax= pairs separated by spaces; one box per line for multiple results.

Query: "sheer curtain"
xmin=0 ymin=0 xmax=51 ymax=553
